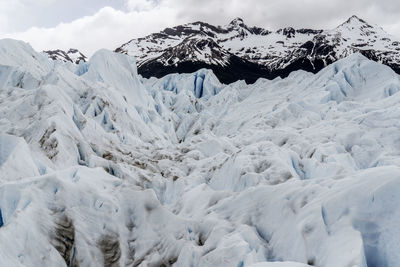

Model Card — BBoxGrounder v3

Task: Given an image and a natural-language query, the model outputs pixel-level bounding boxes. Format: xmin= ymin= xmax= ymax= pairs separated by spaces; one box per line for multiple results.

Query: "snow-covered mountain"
xmin=44 ymin=48 xmax=87 ymax=64
xmin=1 ymin=38 xmax=400 ymax=266
xmin=115 ymin=15 xmax=400 ymax=83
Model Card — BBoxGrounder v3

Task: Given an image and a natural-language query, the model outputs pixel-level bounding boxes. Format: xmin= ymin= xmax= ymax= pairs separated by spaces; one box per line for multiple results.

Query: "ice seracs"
xmin=0 ymin=39 xmax=52 ymax=89
xmin=0 ymin=134 xmax=40 ymax=181
xmin=1 ymin=38 xmax=400 ymax=266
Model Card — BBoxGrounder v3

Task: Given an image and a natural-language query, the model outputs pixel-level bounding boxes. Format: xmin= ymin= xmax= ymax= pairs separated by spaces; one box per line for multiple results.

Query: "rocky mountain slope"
xmin=1 ymin=39 xmax=400 ymax=266
xmin=43 ymin=48 xmax=87 ymax=64
xmin=115 ymin=15 xmax=400 ymax=83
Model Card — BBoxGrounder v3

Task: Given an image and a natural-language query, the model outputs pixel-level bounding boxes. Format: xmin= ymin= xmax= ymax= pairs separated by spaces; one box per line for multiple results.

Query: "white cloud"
xmin=126 ymin=0 xmax=158 ymax=11
xmin=0 ymin=0 xmax=25 ymax=33
xmin=5 ymin=5 xmax=182 ymax=55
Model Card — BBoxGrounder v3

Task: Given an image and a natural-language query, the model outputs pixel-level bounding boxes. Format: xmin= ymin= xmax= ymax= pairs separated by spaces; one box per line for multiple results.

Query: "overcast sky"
xmin=2 ymin=0 xmax=400 ymax=56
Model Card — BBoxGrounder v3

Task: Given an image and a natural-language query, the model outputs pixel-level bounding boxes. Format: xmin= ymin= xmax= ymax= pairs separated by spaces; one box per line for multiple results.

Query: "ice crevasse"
xmin=0 ymin=39 xmax=400 ymax=267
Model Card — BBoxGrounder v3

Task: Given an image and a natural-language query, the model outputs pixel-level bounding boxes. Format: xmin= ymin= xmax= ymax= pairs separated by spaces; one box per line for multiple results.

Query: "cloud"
xmin=0 ymin=0 xmax=127 ymax=34
xmin=3 ymin=0 xmax=400 ymax=56
xmin=126 ymin=0 xmax=159 ymax=11
xmin=155 ymin=0 xmax=400 ymax=31
xmin=5 ymin=5 xmax=183 ymax=55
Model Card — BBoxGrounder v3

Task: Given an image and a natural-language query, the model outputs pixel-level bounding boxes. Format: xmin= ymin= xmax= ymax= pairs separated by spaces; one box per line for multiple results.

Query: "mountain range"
xmin=45 ymin=15 xmax=400 ymax=83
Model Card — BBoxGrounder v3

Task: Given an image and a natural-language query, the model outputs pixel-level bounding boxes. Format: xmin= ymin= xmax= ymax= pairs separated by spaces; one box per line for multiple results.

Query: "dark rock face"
xmin=138 ymin=55 xmax=272 ymax=84
xmin=51 ymin=214 xmax=79 ymax=267
xmin=280 ymin=27 xmax=296 ymax=38
xmin=98 ymin=235 xmax=121 ymax=267
xmin=44 ymin=49 xmax=87 ymax=64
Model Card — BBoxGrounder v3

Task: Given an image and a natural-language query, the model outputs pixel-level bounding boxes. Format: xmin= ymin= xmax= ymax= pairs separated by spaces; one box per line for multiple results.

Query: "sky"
xmin=2 ymin=0 xmax=400 ymax=56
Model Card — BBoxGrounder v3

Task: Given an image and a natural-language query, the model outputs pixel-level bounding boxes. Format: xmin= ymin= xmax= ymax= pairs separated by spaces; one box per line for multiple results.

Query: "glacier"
xmin=1 ymin=39 xmax=400 ymax=267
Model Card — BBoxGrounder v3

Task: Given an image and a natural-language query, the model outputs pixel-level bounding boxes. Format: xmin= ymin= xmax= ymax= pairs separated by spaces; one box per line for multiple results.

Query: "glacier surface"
xmin=0 ymin=39 xmax=400 ymax=267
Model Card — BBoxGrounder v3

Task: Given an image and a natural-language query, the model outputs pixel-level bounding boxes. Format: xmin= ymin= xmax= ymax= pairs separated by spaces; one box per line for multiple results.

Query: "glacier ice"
xmin=0 ymin=39 xmax=400 ymax=267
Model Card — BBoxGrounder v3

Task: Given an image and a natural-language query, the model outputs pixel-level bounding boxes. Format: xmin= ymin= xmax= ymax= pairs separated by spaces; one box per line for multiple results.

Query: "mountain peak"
xmin=65 ymin=17 xmax=400 ymax=84
xmin=67 ymin=48 xmax=80 ymax=54
xmin=229 ymin=17 xmax=245 ymax=27
xmin=340 ymin=15 xmax=370 ymax=27
xmin=334 ymin=15 xmax=380 ymax=34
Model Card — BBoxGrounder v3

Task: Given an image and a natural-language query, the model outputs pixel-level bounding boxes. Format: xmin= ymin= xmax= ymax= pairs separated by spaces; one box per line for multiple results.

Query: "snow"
xmin=248 ymin=262 xmax=311 ymax=267
xmin=1 ymin=39 xmax=400 ymax=266
xmin=117 ymin=16 xmax=400 ymax=78
xmin=43 ymin=48 xmax=87 ymax=65
xmin=0 ymin=39 xmax=53 ymax=90
xmin=119 ymin=19 xmax=318 ymax=68
xmin=0 ymin=134 xmax=40 ymax=181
